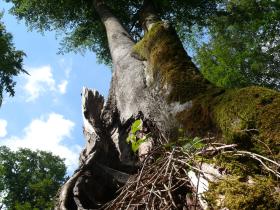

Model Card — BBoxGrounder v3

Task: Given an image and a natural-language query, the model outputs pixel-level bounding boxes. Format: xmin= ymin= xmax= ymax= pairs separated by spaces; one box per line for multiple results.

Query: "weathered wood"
xmin=55 ymin=171 xmax=82 ymax=210
xmin=56 ymin=85 xmax=141 ymax=209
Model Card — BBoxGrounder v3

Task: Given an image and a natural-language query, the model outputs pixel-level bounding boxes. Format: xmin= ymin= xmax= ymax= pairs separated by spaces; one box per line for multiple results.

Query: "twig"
xmin=195 ymin=144 xmax=238 ymax=155
xmin=165 ymin=148 xmax=175 ymax=176
xmin=163 ymin=184 xmax=177 ymax=208
xmin=224 ymin=150 xmax=279 ymax=167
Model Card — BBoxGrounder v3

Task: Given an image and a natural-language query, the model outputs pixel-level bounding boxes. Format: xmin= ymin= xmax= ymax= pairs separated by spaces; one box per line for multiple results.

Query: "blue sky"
xmin=0 ymin=1 xmax=111 ymax=174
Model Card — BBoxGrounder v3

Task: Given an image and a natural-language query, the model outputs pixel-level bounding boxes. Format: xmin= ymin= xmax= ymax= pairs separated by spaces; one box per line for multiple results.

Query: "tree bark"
xmin=56 ymin=1 xmax=180 ymax=208
xmin=55 ymin=0 xmax=280 ymax=209
xmin=93 ymin=0 xmax=181 ymax=132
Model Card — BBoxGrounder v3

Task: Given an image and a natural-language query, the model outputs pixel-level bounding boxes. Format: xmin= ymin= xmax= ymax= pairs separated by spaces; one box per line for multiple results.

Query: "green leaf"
xmin=131 ymin=137 xmax=147 ymax=153
xmin=193 ymin=142 xmax=205 ymax=150
xmin=192 ymin=137 xmax=205 ymax=150
xmin=131 ymin=119 xmax=142 ymax=134
xmin=131 ymin=142 xmax=139 ymax=153
xmin=126 ymin=135 xmax=136 ymax=143
xmin=182 ymin=142 xmax=192 ymax=151
xmin=137 ymin=137 xmax=147 ymax=145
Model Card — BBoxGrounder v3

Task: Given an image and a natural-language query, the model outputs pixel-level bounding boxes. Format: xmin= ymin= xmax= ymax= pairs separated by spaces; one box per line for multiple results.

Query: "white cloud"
xmin=0 ymin=119 xmax=7 ymax=138
xmin=24 ymin=65 xmax=56 ymax=102
xmin=23 ymin=65 xmax=71 ymax=101
xmin=58 ymin=58 xmax=72 ymax=78
xmin=58 ymin=80 xmax=68 ymax=94
xmin=0 ymin=113 xmax=80 ymax=173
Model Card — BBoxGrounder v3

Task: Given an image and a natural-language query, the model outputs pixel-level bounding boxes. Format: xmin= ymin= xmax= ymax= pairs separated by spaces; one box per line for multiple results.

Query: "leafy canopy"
xmin=0 ymin=146 xmax=67 ymax=209
xmin=5 ymin=0 xmax=220 ymax=64
xmin=196 ymin=0 xmax=280 ymax=89
xmin=0 ymin=13 xmax=26 ymax=105
xmin=6 ymin=0 xmax=280 ymax=89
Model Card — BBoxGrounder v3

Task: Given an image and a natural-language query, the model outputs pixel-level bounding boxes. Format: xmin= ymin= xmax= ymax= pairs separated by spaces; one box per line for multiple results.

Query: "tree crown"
xmin=5 ymin=0 xmax=219 ymax=64
xmin=0 ymin=146 xmax=66 ymax=209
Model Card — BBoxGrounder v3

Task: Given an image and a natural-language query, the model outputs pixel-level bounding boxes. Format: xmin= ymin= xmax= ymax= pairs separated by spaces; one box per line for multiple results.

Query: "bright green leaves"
xmin=130 ymin=137 xmax=148 ymax=153
xmin=0 ymin=146 xmax=66 ymax=209
xmin=126 ymin=119 xmax=148 ymax=153
xmin=177 ymin=129 xmax=205 ymax=152
xmin=131 ymin=119 xmax=142 ymax=134
xmin=5 ymin=0 xmax=220 ymax=66
xmin=0 ymin=13 xmax=26 ymax=105
xmin=164 ymin=128 xmax=205 ymax=152
xmin=181 ymin=136 xmax=205 ymax=152
xmin=196 ymin=0 xmax=280 ymax=89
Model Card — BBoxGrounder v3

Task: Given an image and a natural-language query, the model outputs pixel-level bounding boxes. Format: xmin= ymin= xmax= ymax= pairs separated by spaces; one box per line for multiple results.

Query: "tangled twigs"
xmin=100 ymin=142 xmax=279 ymax=209
xmin=223 ymin=150 xmax=280 ymax=178
xmin=101 ymin=146 xmax=198 ymax=210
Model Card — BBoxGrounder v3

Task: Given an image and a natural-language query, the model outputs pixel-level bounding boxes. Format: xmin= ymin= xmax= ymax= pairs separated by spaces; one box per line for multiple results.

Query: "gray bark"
xmin=93 ymin=0 xmax=179 ymax=133
xmin=55 ymin=1 xmax=186 ymax=209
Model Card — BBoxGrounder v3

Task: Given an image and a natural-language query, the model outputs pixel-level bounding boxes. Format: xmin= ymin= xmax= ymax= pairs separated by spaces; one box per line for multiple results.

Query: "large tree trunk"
xmin=55 ymin=0 xmax=280 ymax=209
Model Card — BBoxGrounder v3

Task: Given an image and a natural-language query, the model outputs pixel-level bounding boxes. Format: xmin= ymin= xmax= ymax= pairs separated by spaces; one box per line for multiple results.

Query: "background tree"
xmin=196 ymin=0 xmax=280 ymax=89
xmin=4 ymin=0 xmax=220 ymax=65
xmin=0 ymin=146 xmax=66 ymax=209
xmin=0 ymin=13 xmax=26 ymax=105
xmin=6 ymin=0 xmax=280 ymax=89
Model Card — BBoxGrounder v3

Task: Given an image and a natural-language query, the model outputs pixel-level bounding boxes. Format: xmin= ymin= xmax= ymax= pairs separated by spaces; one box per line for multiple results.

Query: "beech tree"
xmin=196 ymin=0 xmax=280 ymax=89
xmin=0 ymin=146 xmax=66 ymax=209
xmin=5 ymin=0 xmax=280 ymax=209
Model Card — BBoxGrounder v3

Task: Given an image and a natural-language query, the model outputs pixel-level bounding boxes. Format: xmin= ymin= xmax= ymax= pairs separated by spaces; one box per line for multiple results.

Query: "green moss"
xmin=176 ymin=86 xmax=280 ymax=210
xmin=205 ymin=175 xmax=280 ymax=210
xmin=211 ymin=154 xmax=260 ymax=177
xmin=177 ymin=86 xmax=280 ymax=159
xmin=133 ymin=19 xmax=280 ymax=210
xmin=176 ymin=88 xmax=224 ymax=136
xmin=133 ymin=22 xmax=211 ymax=103
xmin=213 ymin=86 xmax=280 ymax=158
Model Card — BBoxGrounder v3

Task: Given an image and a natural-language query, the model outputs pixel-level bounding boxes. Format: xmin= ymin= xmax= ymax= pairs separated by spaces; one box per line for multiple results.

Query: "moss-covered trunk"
xmin=56 ymin=1 xmax=280 ymax=209
xmin=134 ymin=20 xmax=280 ymax=158
xmin=133 ymin=20 xmax=280 ymax=209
